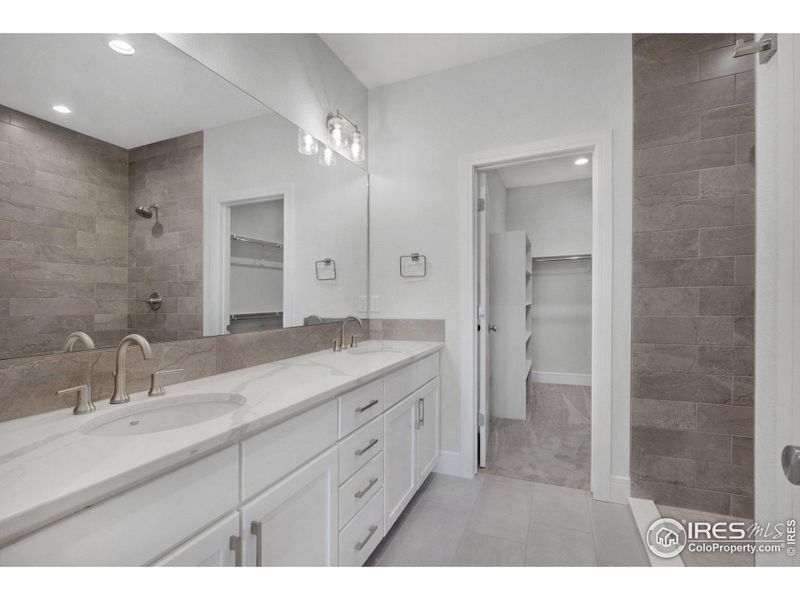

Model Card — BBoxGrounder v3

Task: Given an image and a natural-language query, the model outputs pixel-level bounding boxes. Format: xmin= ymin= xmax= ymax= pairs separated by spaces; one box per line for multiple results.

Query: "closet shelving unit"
xmin=489 ymin=229 xmax=532 ymax=421
xmin=229 ymin=232 xmax=285 ymax=332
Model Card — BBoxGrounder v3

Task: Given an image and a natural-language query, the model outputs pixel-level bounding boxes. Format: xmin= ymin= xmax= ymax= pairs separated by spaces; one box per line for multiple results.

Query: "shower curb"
xmin=628 ymin=497 xmax=685 ymax=567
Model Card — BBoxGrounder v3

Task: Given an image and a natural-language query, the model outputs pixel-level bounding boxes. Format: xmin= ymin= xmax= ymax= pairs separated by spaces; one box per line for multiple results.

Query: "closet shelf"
xmin=230 ymin=233 xmax=284 ymax=249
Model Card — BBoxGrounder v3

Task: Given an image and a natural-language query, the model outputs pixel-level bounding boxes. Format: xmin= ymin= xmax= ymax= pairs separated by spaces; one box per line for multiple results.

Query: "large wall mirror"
xmin=0 ymin=34 xmax=368 ymax=360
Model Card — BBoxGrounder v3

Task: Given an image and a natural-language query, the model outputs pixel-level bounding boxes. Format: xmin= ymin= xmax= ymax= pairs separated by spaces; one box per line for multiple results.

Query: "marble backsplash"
xmin=0 ymin=318 xmax=444 ymax=422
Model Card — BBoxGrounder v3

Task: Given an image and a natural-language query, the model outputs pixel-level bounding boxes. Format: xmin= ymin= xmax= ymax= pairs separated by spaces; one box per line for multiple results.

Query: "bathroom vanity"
xmin=0 ymin=341 xmax=442 ymax=566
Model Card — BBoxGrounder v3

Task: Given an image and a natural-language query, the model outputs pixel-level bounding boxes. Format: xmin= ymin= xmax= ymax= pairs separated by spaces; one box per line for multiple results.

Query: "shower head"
xmin=135 ymin=204 xmax=158 ymax=219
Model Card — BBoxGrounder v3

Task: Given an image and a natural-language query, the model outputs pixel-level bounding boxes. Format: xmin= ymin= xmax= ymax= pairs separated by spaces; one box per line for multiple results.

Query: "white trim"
xmin=457 ymin=131 xmax=619 ymax=500
xmin=203 ymin=184 xmax=296 ymax=336
xmin=628 ymin=497 xmax=684 ymax=567
xmin=609 ymin=474 xmax=631 ymax=504
xmin=432 ymin=451 xmax=463 ymax=478
xmin=530 ymin=371 xmax=591 ymax=387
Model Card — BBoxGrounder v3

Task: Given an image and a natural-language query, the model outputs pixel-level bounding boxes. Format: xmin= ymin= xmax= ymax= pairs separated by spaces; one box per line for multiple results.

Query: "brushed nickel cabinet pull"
xmin=418 ymin=398 xmax=425 ymax=426
xmin=355 ymin=399 xmax=379 ymax=413
xmin=250 ymin=520 xmax=263 ymax=566
xmin=354 ymin=525 xmax=378 ymax=551
xmin=354 ymin=477 xmax=378 ymax=499
xmin=229 ymin=535 xmax=242 ymax=567
xmin=355 ymin=438 xmax=378 ymax=456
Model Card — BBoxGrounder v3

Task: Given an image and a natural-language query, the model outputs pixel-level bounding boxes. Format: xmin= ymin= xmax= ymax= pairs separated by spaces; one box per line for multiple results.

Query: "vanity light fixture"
xmin=297 ymin=129 xmax=319 ymax=155
xmin=574 ymin=157 xmax=589 ymax=165
xmin=326 ymin=110 xmax=365 ymax=162
xmin=52 ymin=105 xmax=71 ymax=114
xmin=108 ymin=39 xmax=136 ymax=55
xmin=319 ymin=144 xmax=336 ymax=167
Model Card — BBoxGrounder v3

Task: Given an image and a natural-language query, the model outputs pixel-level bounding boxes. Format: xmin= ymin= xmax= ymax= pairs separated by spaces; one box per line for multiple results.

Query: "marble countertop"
xmin=0 ymin=340 xmax=443 ymax=547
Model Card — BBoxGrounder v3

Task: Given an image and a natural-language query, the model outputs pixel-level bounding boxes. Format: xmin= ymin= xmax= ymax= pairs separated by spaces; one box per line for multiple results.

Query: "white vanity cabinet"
xmin=0 ymin=348 xmax=441 ymax=567
xmin=240 ymin=447 xmax=339 ymax=567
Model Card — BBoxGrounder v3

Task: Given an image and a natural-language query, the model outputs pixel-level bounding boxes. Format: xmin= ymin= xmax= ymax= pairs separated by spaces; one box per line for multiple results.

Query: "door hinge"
xmin=476 ymin=198 xmax=486 ymax=212
xmin=478 ymin=413 xmax=485 ymax=427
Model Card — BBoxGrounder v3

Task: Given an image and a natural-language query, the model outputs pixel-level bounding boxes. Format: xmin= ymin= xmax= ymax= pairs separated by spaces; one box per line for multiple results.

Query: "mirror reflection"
xmin=0 ymin=34 xmax=368 ymax=360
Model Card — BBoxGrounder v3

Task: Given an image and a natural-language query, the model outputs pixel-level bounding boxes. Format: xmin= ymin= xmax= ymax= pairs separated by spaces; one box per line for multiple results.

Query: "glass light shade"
xmin=349 ymin=130 xmax=365 ymax=162
xmin=319 ymin=145 xmax=336 ymax=166
xmin=327 ymin=115 xmax=349 ymax=149
xmin=297 ymin=129 xmax=319 ymax=155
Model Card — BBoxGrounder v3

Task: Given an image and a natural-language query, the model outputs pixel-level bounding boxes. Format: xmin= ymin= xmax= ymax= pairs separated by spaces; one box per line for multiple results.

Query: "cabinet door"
xmin=241 ymin=447 xmax=338 ymax=566
xmin=383 ymin=395 xmax=417 ymax=530
xmin=153 ymin=513 xmax=240 ymax=567
xmin=416 ymin=379 xmax=440 ymax=483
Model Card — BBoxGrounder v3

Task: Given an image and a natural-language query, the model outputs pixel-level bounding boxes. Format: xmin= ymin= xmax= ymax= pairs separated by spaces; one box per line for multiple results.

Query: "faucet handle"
xmin=57 ymin=384 xmax=95 ymax=415
xmin=351 ymin=334 xmax=364 ymax=348
xmin=149 ymin=368 xmax=184 ymax=397
xmin=332 ymin=338 xmax=342 ymax=352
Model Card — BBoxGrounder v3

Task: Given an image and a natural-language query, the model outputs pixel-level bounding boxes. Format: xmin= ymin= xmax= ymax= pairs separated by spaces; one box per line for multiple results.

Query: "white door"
xmin=416 ymin=379 xmax=441 ymax=482
xmin=755 ymin=33 xmax=800 ymax=566
xmin=477 ymin=171 xmax=489 ymax=467
xmin=384 ymin=395 xmax=417 ymax=529
xmin=241 ymin=447 xmax=338 ymax=566
xmin=153 ymin=513 xmax=240 ymax=567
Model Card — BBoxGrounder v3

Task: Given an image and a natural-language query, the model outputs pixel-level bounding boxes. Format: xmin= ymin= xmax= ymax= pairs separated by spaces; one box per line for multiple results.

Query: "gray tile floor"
xmin=486 ymin=383 xmax=591 ymax=490
xmin=367 ymin=472 xmax=650 ymax=566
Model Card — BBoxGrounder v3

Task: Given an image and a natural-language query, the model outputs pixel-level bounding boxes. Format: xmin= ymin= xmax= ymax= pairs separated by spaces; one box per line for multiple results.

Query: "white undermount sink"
xmin=346 ymin=346 xmax=407 ymax=355
xmin=81 ymin=393 xmax=247 ymax=437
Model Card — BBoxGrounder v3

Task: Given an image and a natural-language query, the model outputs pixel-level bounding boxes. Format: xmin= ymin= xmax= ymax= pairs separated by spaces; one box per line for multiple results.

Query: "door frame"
xmin=754 ymin=33 xmax=799 ymax=566
xmin=457 ymin=131 xmax=620 ymax=502
xmin=203 ymin=183 xmax=296 ymax=335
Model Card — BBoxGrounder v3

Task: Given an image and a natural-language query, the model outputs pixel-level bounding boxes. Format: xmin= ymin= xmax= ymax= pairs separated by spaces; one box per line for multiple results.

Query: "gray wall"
xmin=630 ymin=34 xmax=755 ymax=517
xmin=0 ymin=105 xmax=129 ymax=358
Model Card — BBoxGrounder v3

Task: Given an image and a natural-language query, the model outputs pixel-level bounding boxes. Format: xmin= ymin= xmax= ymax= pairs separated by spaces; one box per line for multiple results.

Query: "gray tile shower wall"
xmin=127 ymin=133 xmax=204 ymax=343
xmin=631 ymin=34 xmax=755 ymax=517
xmin=0 ymin=321 xmax=353 ymax=422
xmin=0 ymin=105 xmax=129 ymax=358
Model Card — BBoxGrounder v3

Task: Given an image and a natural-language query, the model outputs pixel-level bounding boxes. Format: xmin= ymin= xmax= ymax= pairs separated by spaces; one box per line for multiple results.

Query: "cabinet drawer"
xmin=416 ymin=353 xmax=439 ymax=387
xmin=338 ymin=416 xmax=383 ymax=483
xmin=338 ymin=489 xmax=384 ymax=567
xmin=338 ymin=379 xmax=384 ymax=439
xmin=0 ymin=446 xmax=239 ymax=566
xmin=338 ymin=451 xmax=383 ymax=529
xmin=241 ymin=400 xmax=338 ymax=500
xmin=384 ymin=363 xmax=417 ymax=408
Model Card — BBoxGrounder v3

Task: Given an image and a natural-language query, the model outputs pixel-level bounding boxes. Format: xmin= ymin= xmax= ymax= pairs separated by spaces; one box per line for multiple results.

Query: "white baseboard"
xmin=628 ymin=497 xmax=684 ymax=567
xmin=434 ymin=451 xmax=469 ymax=478
xmin=530 ymin=371 xmax=591 ymax=386
xmin=609 ymin=475 xmax=631 ymax=504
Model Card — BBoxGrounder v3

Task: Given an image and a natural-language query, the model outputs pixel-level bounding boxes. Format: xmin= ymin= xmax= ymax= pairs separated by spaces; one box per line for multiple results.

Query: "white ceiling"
xmin=0 ymin=34 xmax=269 ymax=149
xmin=319 ymin=33 xmax=570 ymax=89
xmin=494 ymin=153 xmax=592 ymax=189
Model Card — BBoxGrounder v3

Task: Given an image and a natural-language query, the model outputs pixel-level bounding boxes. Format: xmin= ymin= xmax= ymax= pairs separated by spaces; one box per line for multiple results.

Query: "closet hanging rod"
xmin=230 ymin=233 xmax=284 ymax=249
xmin=230 ymin=311 xmax=284 ymax=321
xmin=532 ymin=253 xmax=592 ymax=263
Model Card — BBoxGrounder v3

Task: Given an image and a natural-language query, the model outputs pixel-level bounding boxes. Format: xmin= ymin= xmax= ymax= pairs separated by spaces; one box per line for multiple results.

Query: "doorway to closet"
xmin=477 ymin=152 xmax=593 ymax=490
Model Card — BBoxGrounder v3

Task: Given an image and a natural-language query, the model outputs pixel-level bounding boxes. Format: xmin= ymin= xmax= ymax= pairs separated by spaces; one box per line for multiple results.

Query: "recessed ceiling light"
xmin=574 ymin=157 xmax=589 ymax=166
xmin=108 ymin=39 xmax=135 ymax=55
xmin=52 ymin=105 xmax=71 ymax=114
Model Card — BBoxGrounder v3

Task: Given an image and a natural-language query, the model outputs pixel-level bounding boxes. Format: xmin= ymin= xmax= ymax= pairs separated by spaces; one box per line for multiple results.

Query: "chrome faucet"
xmin=110 ymin=334 xmax=153 ymax=404
xmin=63 ymin=331 xmax=95 ymax=352
xmin=335 ymin=316 xmax=363 ymax=351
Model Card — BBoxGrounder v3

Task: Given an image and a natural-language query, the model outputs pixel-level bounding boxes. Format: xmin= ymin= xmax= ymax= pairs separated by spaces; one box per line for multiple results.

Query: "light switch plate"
xmin=358 ymin=296 xmax=368 ymax=312
xmin=370 ymin=295 xmax=380 ymax=313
